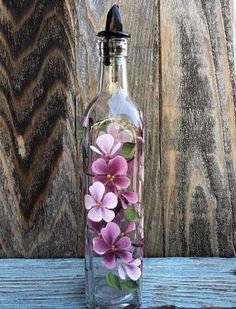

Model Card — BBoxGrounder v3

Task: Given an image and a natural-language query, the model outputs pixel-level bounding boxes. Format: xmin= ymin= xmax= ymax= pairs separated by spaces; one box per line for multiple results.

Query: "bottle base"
xmin=86 ymin=278 xmax=141 ymax=309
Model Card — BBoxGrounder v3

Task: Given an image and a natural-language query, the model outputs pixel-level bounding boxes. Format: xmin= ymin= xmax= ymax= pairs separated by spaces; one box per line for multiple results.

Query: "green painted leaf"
xmin=121 ymin=143 xmax=136 ymax=160
xmin=106 ymin=272 xmax=121 ymax=290
xmin=124 ymin=209 xmax=140 ymax=222
xmin=120 ymin=279 xmax=139 ymax=292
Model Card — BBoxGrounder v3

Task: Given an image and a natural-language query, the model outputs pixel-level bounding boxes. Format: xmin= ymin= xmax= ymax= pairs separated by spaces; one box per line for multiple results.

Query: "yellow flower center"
xmin=111 ymin=245 xmax=116 ymax=252
xmin=97 ymin=232 xmax=101 ymax=236
xmin=121 ymin=232 xmax=125 ymax=237
xmin=97 ymin=201 xmax=102 ymax=208
xmin=107 ymin=174 xmax=115 ymax=182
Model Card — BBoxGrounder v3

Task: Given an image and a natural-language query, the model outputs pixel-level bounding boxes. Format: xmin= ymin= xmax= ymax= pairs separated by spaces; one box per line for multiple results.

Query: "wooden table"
xmin=0 ymin=258 xmax=235 ymax=308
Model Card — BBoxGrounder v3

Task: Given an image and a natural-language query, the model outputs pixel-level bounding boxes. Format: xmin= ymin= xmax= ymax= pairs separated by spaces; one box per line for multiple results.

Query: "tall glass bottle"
xmin=82 ymin=5 xmax=144 ymax=308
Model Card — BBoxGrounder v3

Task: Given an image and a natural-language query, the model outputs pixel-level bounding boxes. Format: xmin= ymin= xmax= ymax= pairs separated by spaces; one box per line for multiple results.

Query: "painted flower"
xmin=85 ymin=182 xmax=118 ymax=222
xmin=87 ymin=219 xmax=105 ymax=236
xmin=118 ymin=258 xmax=142 ymax=281
xmin=90 ymin=134 xmax=121 ymax=159
xmin=112 ymin=207 xmax=124 ymax=223
xmin=122 ymin=222 xmax=136 ymax=235
xmin=99 ymin=123 xmax=133 ymax=145
xmin=93 ymin=222 xmax=132 ymax=269
xmin=119 ymin=191 xmax=138 ymax=209
xmin=92 ymin=155 xmax=130 ymax=190
xmin=112 ymin=211 xmax=136 ymax=234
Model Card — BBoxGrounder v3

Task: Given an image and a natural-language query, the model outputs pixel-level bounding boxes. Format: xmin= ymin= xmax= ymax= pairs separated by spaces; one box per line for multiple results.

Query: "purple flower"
xmin=119 ymin=191 xmax=138 ymax=208
xmin=99 ymin=123 xmax=133 ymax=145
xmin=118 ymin=258 xmax=142 ymax=281
xmin=93 ymin=222 xmax=132 ymax=269
xmin=90 ymin=134 xmax=121 ymax=159
xmin=123 ymin=222 xmax=136 ymax=234
xmin=85 ymin=182 xmax=118 ymax=222
xmin=87 ymin=219 xmax=105 ymax=236
xmin=92 ymin=156 xmax=130 ymax=190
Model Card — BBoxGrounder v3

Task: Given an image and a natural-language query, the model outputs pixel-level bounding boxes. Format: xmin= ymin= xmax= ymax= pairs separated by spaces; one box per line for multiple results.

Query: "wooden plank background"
xmin=0 ymin=0 xmax=235 ymax=257
xmin=0 ymin=258 xmax=235 ymax=308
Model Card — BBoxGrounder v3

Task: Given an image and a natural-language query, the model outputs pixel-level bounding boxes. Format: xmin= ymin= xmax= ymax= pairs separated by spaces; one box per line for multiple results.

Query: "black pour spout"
xmin=97 ymin=4 xmax=130 ymax=38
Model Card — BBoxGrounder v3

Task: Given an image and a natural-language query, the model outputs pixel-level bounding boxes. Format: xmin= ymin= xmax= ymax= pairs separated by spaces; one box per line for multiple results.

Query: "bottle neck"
xmin=98 ymin=56 xmax=128 ymax=95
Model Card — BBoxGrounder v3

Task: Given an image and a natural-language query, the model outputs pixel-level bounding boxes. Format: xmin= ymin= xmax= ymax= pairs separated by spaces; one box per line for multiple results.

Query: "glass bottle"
xmin=82 ymin=5 xmax=144 ymax=308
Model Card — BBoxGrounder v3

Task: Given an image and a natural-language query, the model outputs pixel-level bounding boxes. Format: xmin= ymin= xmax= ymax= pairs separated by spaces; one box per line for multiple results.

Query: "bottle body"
xmin=83 ymin=89 xmax=143 ymax=308
xmin=82 ymin=38 xmax=144 ymax=309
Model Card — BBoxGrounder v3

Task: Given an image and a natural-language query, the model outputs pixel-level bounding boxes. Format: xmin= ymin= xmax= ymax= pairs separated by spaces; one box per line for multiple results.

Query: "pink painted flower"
xmin=93 ymin=222 xmax=132 ymax=269
xmin=99 ymin=123 xmax=133 ymax=145
xmin=119 ymin=191 xmax=138 ymax=208
xmin=87 ymin=219 xmax=105 ymax=236
xmin=85 ymin=182 xmax=118 ymax=222
xmin=92 ymin=156 xmax=130 ymax=190
xmin=118 ymin=258 xmax=142 ymax=281
xmin=123 ymin=222 xmax=136 ymax=234
xmin=112 ymin=211 xmax=136 ymax=234
xmin=90 ymin=134 xmax=121 ymax=159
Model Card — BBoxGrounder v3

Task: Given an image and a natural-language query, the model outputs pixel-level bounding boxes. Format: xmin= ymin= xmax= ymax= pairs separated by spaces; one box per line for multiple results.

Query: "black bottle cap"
xmin=97 ymin=4 xmax=130 ymax=38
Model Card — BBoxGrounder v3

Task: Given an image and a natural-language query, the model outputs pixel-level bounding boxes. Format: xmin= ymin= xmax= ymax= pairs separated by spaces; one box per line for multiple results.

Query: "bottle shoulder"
xmin=83 ymin=88 xmax=143 ymax=129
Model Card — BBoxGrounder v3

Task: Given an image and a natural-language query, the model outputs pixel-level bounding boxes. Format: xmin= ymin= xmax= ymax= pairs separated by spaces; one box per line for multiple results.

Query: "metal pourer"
xmin=97 ymin=4 xmax=130 ymax=65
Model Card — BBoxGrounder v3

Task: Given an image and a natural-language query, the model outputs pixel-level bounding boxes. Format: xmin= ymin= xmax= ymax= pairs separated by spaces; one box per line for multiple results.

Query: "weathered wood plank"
xmin=160 ymin=0 xmax=236 ymax=256
xmin=0 ymin=258 xmax=235 ymax=308
xmin=0 ymin=0 xmax=79 ymax=257
xmin=75 ymin=0 xmax=162 ymax=257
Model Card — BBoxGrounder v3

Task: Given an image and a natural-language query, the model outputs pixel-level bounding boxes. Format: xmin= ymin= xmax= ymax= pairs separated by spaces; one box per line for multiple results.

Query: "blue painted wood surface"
xmin=0 ymin=258 xmax=235 ymax=308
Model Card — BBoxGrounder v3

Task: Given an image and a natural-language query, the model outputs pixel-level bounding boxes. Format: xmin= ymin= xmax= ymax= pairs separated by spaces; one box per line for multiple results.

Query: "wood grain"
xmin=0 ymin=0 xmax=79 ymax=257
xmin=0 ymin=258 xmax=235 ymax=308
xmin=160 ymin=0 xmax=236 ymax=256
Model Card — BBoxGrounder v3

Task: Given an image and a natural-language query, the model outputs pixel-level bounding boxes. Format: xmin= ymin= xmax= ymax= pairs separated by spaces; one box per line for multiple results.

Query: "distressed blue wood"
xmin=0 ymin=258 xmax=235 ymax=308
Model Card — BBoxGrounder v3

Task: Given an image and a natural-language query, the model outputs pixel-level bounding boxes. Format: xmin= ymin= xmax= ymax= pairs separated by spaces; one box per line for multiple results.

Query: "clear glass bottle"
xmin=82 ymin=5 xmax=144 ymax=308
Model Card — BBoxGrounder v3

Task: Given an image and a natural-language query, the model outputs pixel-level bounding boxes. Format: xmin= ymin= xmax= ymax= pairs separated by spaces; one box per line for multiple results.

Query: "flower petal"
xmin=96 ymin=134 xmax=114 ymax=155
xmin=85 ymin=195 xmax=97 ymax=210
xmin=124 ymin=265 xmax=141 ymax=281
xmin=89 ymin=181 xmax=105 ymax=202
xmin=90 ymin=146 xmax=102 ymax=155
xmin=106 ymin=123 xmax=120 ymax=138
xmin=102 ymin=192 xmax=118 ymax=209
xmin=130 ymin=258 xmax=141 ymax=266
xmin=108 ymin=156 xmax=128 ymax=176
xmin=101 ymin=222 xmax=120 ymax=245
xmin=101 ymin=208 xmax=115 ymax=223
xmin=116 ymin=251 xmax=133 ymax=263
xmin=118 ymin=265 xmax=126 ymax=280
xmin=106 ymin=182 xmax=117 ymax=194
xmin=112 ymin=208 xmax=124 ymax=224
xmin=92 ymin=158 xmax=108 ymax=175
xmin=87 ymin=219 xmax=100 ymax=233
xmin=124 ymin=222 xmax=136 ymax=234
xmin=114 ymin=176 xmax=130 ymax=189
xmin=120 ymin=197 xmax=128 ymax=209
xmin=119 ymin=130 xmax=133 ymax=143
xmin=94 ymin=175 xmax=109 ymax=185
xmin=88 ymin=206 xmax=103 ymax=222
xmin=121 ymin=192 xmax=138 ymax=204
xmin=103 ymin=253 xmax=116 ymax=269
xmin=115 ymin=236 xmax=131 ymax=251
xmin=93 ymin=237 xmax=110 ymax=254
xmin=110 ymin=141 xmax=121 ymax=156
